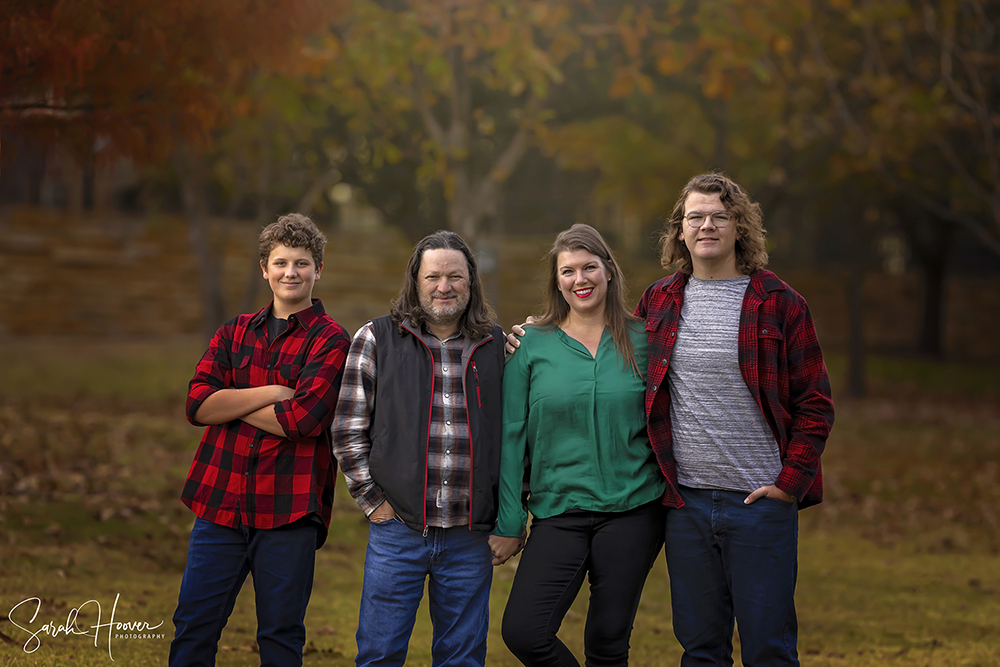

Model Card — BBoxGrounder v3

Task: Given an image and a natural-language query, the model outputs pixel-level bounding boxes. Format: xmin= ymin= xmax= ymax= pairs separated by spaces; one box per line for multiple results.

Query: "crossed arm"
xmin=194 ymin=385 xmax=295 ymax=437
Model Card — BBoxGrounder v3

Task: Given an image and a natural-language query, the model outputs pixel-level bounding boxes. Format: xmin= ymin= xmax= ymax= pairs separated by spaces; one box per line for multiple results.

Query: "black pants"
xmin=501 ymin=501 xmax=666 ymax=667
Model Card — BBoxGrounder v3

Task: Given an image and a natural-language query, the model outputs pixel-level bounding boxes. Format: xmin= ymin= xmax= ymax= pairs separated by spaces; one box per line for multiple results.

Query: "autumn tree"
xmin=781 ymin=0 xmax=1000 ymax=357
xmin=1 ymin=0 xmax=344 ymax=338
xmin=318 ymin=0 xmax=681 ymax=244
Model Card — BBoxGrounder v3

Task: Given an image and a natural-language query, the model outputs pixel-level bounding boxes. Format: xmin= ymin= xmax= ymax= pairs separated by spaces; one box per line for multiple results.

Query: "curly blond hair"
xmin=659 ymin=173 xmax=768 ymax=275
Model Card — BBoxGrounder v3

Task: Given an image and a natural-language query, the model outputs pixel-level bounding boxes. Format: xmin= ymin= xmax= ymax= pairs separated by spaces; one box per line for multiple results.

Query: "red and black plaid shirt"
xmin=636 ymin=269 xmax=834 ymax=509
xmin=183 ymin=300 xmax=350 ymax=540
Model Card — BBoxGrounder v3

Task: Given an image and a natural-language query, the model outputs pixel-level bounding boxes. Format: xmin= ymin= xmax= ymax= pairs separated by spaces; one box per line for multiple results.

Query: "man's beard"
xmin=419 ymin=291 xmax=470 ymax=327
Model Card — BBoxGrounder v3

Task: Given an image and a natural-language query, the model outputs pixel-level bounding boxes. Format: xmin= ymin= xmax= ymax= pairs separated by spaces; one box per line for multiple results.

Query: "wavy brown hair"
xmin=659 ymin=172 xmax=769 ymax=275
xmin=258 ymin=213 xmax=327 ymax=267
xmin=390 ymin=230 xmax=496 ymax=339
xmin=533 ymin=224 xmax=641 ymax=377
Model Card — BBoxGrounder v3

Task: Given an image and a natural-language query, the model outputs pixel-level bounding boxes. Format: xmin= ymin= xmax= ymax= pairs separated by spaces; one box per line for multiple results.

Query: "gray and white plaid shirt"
xmin=331 ymin=321 xmax=472 ymax=528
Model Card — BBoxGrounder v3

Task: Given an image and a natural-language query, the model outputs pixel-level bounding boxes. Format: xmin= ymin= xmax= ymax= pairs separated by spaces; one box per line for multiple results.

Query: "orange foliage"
xmin=0 ymin=0 xmax=344 ymax=163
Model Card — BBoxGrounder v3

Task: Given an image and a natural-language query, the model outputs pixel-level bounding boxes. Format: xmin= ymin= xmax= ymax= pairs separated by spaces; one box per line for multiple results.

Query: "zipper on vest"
xmin=471 ymin=361 xmax=481 ymax=407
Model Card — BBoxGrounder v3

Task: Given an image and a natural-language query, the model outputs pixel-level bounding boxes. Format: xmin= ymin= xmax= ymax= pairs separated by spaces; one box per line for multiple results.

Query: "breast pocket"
xmin=278 ymin=363 xmax=303 ymax=386
xmin=230 ymin=353 xmax=252 ymax=388
xmin=758 ymin=326 xmax=785 ymax=347
xmin=758 ymin=326 xmax=787 ymax=378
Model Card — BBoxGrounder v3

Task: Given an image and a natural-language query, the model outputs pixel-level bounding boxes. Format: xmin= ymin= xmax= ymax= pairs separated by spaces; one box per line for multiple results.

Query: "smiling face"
xmin=556 ymin=249 xmax=610 ymax=319
xmin=417 ymin=248 xmax=471 ymax=337
xmin=680 ymin=191 xmax=741 ymax=279
xmin=261 ymin=244 xmax=322 ymax=318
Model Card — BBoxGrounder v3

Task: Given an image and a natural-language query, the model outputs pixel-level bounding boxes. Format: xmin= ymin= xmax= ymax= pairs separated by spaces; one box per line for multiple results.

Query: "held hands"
xmin=504 ymin=317 xmax=534 ymax=355
xmin=369 ymin=500 xmax=397 ymax=523
xmin=744 ymin=485 xmax=796 ymax=505
xmin=488 ymin=533 xmax=525 ymax=566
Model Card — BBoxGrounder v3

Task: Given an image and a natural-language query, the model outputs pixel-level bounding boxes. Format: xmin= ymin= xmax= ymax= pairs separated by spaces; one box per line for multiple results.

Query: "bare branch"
xmin=880 ymin=167 xmax=1000 ymax=257
xmin=446 ymin=40 xmax=471 ymax=149
xmin=297 ymin=166 xmax=344 ymax=216
xmin=802 ymin=20 xmax=869 ymax=152
xmin=933 ymin=135 xmax=994 ymax=205
xmin=476 ymin=96 xmax=541 ymax=201
xmin=410 ymin=66 xmax=447 ymax=146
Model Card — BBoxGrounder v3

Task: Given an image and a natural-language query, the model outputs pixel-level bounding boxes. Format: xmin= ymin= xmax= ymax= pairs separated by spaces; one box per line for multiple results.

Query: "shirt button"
xmin=670 ymin=332 xmax=675 ymax=338
xmin=443 ymin=480 xmax=449 ymax=485
xmin=652 ymin=385 xmax=658 ymax=392
xmin=661 ymin=359 xmax=667 ymax=365
xmin=762 ymin=329 xmax=768 ymax=335
xmin=244 ymin=472 xmax=249 ymax=476
xmin=249 ymin=443 xmax=254 ymax=448
xmin=445 ymin=393 xmax=450 ymax=398
xmin=446 ymin=449 xmax=451 ymax=454
xmin=443 ymin=367 xmax=449 ymax=373
xmin=446 ymin=420 xmax=452 ymax=426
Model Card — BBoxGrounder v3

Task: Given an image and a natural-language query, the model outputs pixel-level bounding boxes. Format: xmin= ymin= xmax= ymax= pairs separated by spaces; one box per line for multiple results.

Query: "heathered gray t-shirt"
xmin=668 ymin=275 xmax=781 ymax=493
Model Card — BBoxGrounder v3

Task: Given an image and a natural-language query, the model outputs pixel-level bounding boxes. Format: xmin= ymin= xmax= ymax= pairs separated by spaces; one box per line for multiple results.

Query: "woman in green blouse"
xmin=489 ymin=224 xmax=665 ymax=666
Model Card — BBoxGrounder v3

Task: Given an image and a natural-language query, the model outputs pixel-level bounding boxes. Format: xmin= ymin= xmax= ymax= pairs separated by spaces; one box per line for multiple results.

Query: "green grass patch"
xmin=0 ymin=338 xmax=203 ymax=402
xmin=1 ymin=340 xmax=998 ymax=665
xmin=825 ymin=352 xmax=1000 ymax=401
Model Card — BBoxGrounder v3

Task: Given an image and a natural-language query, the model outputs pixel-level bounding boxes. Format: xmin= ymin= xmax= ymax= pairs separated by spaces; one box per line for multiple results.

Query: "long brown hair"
xmin=659 ymin=172 xmax=769 ymax=275
xmin=534 ymin=224 xmax=641 ymax=377
xmin=390 ymin=230 xmax=496 ymax=339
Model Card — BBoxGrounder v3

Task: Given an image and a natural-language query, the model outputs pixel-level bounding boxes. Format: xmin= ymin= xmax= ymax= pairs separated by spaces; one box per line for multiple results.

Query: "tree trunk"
xmin=175 ymin=148 xmax=228 ymax=343
xmin=903 ymin=215 xmax=952 ymax=359
xmin=846 ymin=269 xmax=867 ymax=398
xmin=82 ymin=149 xmax=96 ymax=211
xmin=916 ymin=253 xmax=947 ymax=358
xmin=238 ymin=152 xmax=274 ymax=315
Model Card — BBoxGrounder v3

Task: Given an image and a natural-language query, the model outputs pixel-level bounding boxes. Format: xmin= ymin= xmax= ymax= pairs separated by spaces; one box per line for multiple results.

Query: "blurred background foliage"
xmin=2 ymin=3 xmax=1000 ymax=665
xmin=2 ymin=0 xmax=1000 ymax=378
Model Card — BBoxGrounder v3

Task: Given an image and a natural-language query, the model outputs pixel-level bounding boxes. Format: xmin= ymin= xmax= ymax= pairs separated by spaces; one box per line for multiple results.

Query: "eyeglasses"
xmin=683 ymin=210 xmax=733 ymax=228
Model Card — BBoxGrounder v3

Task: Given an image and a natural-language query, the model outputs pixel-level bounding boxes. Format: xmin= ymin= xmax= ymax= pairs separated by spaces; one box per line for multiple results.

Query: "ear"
xmin=315 ymin=262 xmax=323 ymax=280
xmin=261 ymin=260 xmax=268 ymax=279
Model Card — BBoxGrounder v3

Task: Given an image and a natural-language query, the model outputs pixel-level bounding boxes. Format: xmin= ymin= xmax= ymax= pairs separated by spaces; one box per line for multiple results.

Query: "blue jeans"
xmin=665 ymin=487 xmax=799 ymax=667
xmin=169 ymin=517 xmax=319 ymax=667
xmin=355 ymin=519 xmax=493 ymax=667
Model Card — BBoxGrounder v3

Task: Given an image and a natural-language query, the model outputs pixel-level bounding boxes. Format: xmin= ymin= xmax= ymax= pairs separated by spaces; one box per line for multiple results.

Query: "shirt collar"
xmin=661 ymin=269 xmax=784 ymax=296
xmin=402 ymin=317 xmax=464 ymax=344
xmin=251 ymin=299 xmax=326 ymax=331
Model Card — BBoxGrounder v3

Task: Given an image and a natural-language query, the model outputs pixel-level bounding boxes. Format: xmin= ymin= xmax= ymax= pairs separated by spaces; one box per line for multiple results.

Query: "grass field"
xmin=1 ymin=338 xmax=998 ymax=666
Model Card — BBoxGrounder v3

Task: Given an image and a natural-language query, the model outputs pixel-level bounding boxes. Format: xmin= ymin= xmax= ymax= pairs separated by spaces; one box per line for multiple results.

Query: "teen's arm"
xmin=195 ymin=386 xmax=294 ymax=427
xmin=271 ymin=326 xmax=351 ymax=440
xmin=765 ymin=297 xmax=834 ymax=504
xmin=186 ymin=318 xmax=305 ymax=434
xmin=330 ymin=323 xmax=388 ymax=517
xmin=187 ymin=319 xmax=247 ymax=427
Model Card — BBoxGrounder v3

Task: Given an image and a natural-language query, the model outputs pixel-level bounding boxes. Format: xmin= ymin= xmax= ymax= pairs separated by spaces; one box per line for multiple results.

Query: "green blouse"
xmin=495 ymin=323 xmax=666 ymax=537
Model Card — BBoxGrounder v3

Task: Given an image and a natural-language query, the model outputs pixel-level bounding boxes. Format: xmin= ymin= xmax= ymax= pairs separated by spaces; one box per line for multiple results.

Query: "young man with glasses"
xmin=636 ymin=172 xmax=834 ymax=666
